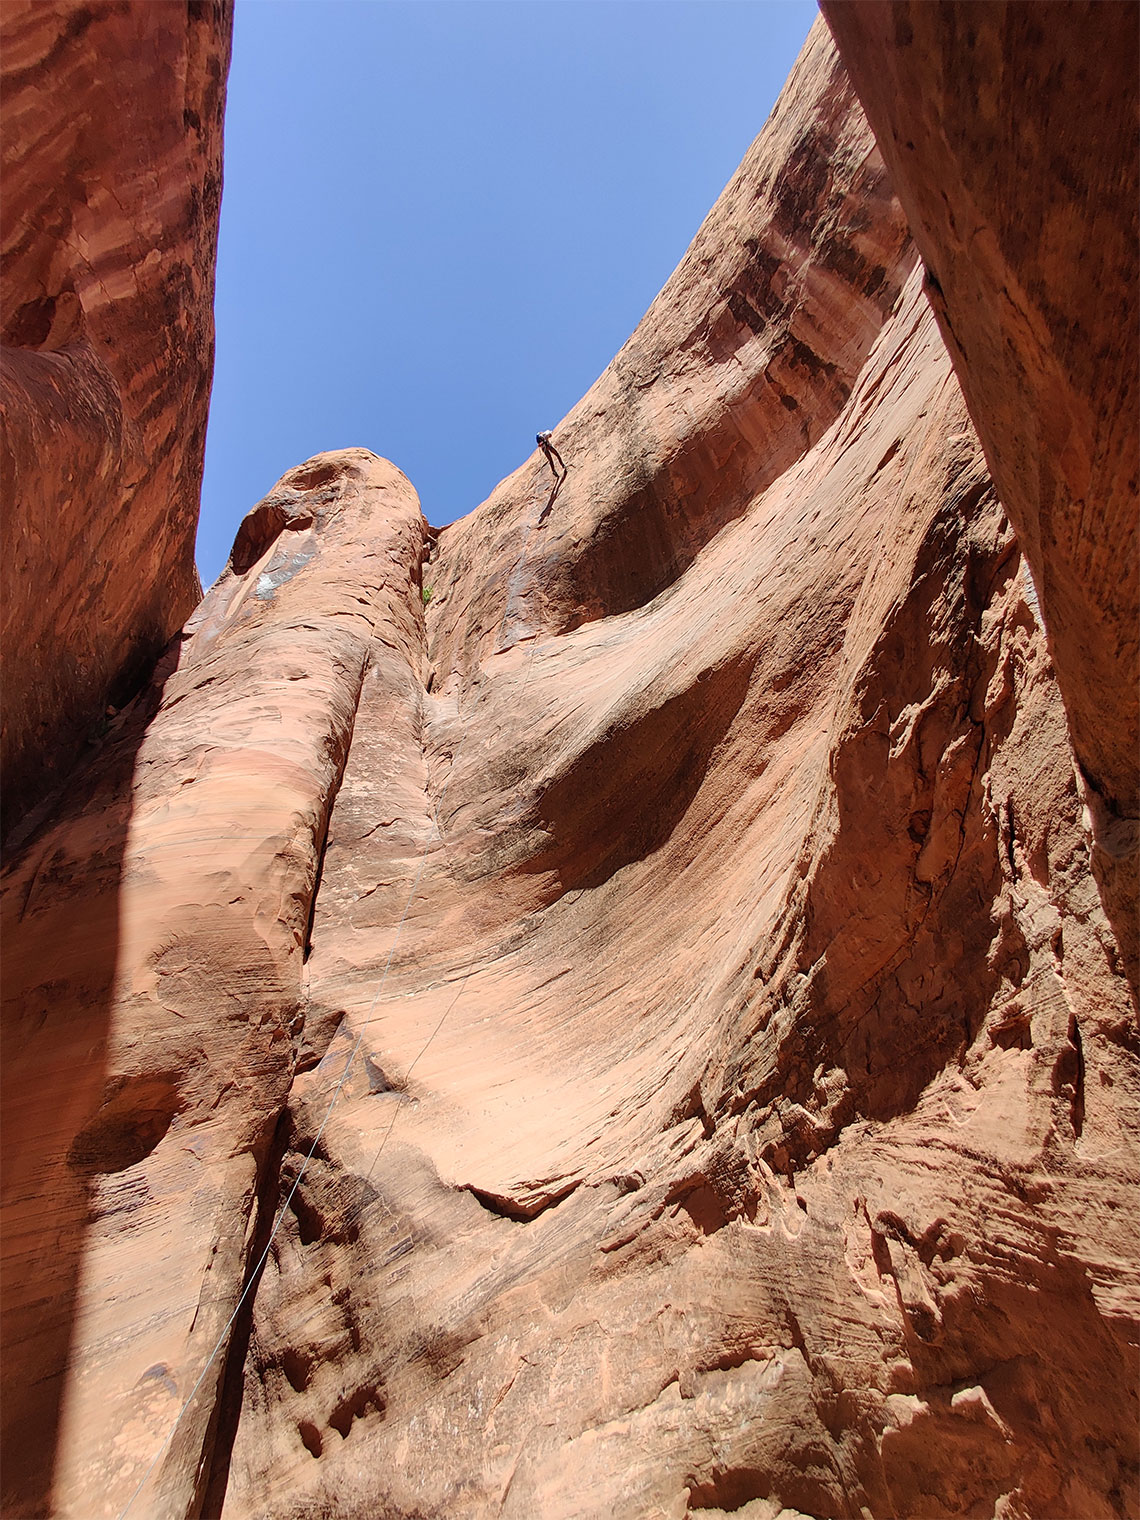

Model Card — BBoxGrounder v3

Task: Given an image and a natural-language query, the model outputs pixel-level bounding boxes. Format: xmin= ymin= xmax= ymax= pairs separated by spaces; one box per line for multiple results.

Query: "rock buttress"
xmin=0 ymin=451 xmax=425 ymax=1518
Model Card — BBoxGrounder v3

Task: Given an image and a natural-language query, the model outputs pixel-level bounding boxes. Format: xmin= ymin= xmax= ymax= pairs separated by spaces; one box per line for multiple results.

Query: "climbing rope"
xmin=116 ymin=436 xmax=563 ymax=1519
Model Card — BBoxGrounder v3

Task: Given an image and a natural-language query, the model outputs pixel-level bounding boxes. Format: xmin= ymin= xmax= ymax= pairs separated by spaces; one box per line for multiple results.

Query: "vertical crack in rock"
xmin=198 ymin=1108 xmax=291 ymax=1520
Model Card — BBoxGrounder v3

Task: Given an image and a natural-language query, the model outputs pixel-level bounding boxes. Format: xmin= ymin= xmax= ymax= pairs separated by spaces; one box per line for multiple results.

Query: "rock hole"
xmin=907 ymin=809 xmax=932 ymax=843
xmin=365 ymin=1056 xmax=405 ymax=1096
xmin=3 ymin=290 xmax=81 ymax=349
xmin=288 ymin=460 xmax=341 ymax=492
xmin=676 ymin=1183 xmax=729 ymax=1235
xmin=989 ymin=999 xmax=1032 ymax=1050
xmin=686 ymin=1468 xmax=771 ymax=1512
xmin=908 ymin=1302 xmax=940 ymax=1343
xmin=1068 ymin=1017 xmax=1085 ymax=1137
xmin=287 ymin=1185 xmax=325 ymax=1246
xmin=1051 ymin=1019 xmax=1085 ymax=1138
xmin=298 ymin=1420 xmax=322 ymax=1458
xmin=5 ymin=294 xmax=57 ymax=347
xmin=68 ymin=1076 xmax=181 ymax=1173
xmin=282 ymin=1349 xmax=311 ymax=1393
xmin=328 ymin=1384 xmax=384 ymax=1439
xmin=230 ymin=501 xmax=313 ymax=575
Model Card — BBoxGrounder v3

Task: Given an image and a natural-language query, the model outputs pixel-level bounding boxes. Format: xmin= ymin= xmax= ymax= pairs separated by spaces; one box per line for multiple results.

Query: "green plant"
xmin=421 ymin=584 xmax=433 ymax=607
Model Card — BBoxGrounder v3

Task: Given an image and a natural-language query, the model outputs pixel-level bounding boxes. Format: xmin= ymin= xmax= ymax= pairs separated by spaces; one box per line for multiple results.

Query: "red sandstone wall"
xmin=1 ymin=0 xmax=233 ymax=838
xmin=821 ymin=0 xmax=1140 ymax=989
xmin=2 ymin=14 xmax=1136 ymax=1520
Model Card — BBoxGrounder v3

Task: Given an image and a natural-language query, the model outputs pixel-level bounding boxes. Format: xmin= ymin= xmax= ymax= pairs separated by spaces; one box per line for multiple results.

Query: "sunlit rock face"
xmin=2 ymin=15 xmax=1136 ymax=1520
xmin=0 ymin=0 xmax=231 ymax=838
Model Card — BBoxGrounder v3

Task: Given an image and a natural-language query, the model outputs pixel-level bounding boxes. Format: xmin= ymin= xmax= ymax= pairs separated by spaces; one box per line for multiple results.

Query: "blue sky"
xmin=197 ymin=0 xmax=817 ymax=585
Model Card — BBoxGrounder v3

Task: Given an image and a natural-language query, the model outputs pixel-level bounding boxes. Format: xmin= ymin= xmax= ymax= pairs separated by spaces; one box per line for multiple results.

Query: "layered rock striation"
xmin=821 ymin=0 xmax=1140 ymax=990
xmin=2 ymin=14 xmax=1137 ymax=1520
xmin=0 ymin=0 xmax=232 ymax=836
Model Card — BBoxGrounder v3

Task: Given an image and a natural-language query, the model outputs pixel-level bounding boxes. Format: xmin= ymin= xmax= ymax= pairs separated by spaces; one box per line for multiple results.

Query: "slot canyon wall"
xmin=0 ymin=0 xmax=232 ymax=837
xmin=820 ymin=0 xmax=1140 ymax=998
xmin=2 ymin=9 xmax=1137 ymax=1520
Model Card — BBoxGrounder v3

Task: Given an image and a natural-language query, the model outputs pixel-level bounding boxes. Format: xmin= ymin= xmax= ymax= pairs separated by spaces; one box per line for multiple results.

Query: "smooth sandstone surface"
xmin=2 ymin=15 xmax=1137 ymax=1520
xmin=820 ymin=0 xmax=1140 ymax=990
xmin=0 ymin=0 xmax=231 ymax=836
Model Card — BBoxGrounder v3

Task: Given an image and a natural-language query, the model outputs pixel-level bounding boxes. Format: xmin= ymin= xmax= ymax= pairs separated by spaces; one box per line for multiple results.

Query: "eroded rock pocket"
xmin=68 ymin=1074 xmax=182 ymax=1173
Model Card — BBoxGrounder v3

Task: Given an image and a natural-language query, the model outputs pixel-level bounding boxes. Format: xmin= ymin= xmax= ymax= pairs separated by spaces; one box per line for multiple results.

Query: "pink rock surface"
xmin=2 ymin=16 xmax=1136 ymax=1520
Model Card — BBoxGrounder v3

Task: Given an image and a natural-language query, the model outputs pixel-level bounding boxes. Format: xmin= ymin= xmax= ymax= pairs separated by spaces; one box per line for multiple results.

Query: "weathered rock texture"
xmin=820 ymin=0 xmax=1140 ymax=992
xmin=0 ymin=0 xmax=232 ymax=837
xmin=2 ymin=16 xmax=1137 ymax=1520
xmin=2 ymin=450 xmax=425 ymax=1517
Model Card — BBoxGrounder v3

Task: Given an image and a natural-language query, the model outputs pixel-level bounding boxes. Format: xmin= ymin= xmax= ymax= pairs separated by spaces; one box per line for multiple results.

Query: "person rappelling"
xmin=537 ymin=429 xmax=566 ymax=481
xmin=536 ymin=430 xmax=567 ymax=522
